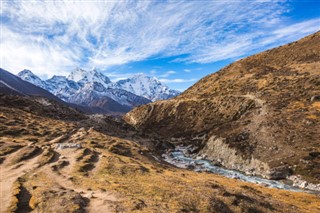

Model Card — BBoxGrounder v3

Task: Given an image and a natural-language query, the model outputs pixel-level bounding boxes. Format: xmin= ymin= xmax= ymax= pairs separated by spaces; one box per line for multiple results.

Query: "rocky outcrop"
xmin=198 ymin=135 xmax=270 ymax=177
xmin=266 ymin=166 xmax=292 ymax=180
xmin=125 ymin=32 xmax=320 ymax=183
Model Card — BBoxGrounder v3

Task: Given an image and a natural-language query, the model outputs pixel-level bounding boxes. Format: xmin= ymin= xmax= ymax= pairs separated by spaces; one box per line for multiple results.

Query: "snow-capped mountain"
xmin=1 ymin=68 xmax=62 ymax=103
xmin=46 ymin=76 xmax=80 ymax=101
xmin=17 ymin=71 xmax=77 ymax=101
xmin=17 ymin=69 xmax=46 ymax=89
xmin=116 ymin=73 xmax=181 ymax=101
xmin=68 ymin=68 xmax=111 ymax=88
xmin=17 ymin=68 xmax=179 ymax=114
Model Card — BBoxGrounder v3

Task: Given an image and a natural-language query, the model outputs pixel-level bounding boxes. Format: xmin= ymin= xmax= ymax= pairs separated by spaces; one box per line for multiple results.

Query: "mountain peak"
xmin=17 ymin=67 xmax=180 ymax=112
xmin=116 ymin=74 xmax=180 ymax=101
xmin=18 ymin=69 xmax=37 ymax=77
xmin=67 ymin=67 xmax=90 ymax=82
xmin=18 ymin=69 xmax=45 ymax=88
xmin=67 ymin=67 xmax=111 ymax=86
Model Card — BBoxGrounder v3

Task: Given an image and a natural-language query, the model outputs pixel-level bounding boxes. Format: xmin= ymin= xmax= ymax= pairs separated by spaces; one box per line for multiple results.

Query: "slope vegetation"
xmin=125 ymin=32 xmax=320 ymax=184
xmin=1 ymin=94 xmax=319 ymax=212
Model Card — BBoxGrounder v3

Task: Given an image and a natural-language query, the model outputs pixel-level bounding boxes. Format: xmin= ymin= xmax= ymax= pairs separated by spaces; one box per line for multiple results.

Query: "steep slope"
xmin=125 ymin=32 xmax=320 ymax=185
xmin=1 ymin=94 xmax=319 ymax=212
xmin=116 ymin=73 xmax=181 ymax=101
xmin=1 ymin=68 xmax=116 ymax=115
xmin=0 ymin=68 xmax=62 ymax=103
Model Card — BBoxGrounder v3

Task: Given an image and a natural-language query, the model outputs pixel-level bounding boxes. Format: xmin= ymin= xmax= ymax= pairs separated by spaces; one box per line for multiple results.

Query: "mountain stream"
xmin=162 ymin=146 xmax=312 ymax=193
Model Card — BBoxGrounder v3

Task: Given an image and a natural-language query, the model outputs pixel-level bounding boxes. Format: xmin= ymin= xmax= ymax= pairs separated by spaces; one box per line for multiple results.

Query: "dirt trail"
xmin=48 ymin=141 xmax=119 ymax=213
xmin=0 ymin=148 xmax=43 ymax=213
xmin=1 ymin=128 xmax=119 ymax=213
xmin=42 ymin=158 xmax=118 ymax=213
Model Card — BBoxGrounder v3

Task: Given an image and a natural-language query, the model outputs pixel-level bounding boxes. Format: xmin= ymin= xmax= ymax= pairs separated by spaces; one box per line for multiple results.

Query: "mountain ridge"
xmin=17 ymin=68 xmax=180 ymax=114
xmin=0 ymin=68 xmax=63 ymax=103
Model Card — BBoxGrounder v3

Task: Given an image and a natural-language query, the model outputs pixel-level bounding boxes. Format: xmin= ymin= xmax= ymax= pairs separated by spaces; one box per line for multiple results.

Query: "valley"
xmin=0 ymin=95 xmax=319 ymax=213
xmin=125 ymin=32 xmax=320 ymax=187
xmin=1 ymin=32 xmax=320 ymax=212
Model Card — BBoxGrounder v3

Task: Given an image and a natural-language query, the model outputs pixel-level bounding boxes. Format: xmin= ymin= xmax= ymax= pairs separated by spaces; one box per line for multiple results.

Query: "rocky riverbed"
xmin=163 ymin=146 xmax=319 ymax=193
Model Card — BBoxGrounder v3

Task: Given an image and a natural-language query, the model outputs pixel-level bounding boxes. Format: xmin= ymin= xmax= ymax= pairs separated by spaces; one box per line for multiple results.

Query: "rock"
xmin=267 ymin=165 xmax=292 ymax=180
xmin=132 ymin=199 xmax=147 ymax=210
xmin=245 ymin=168 xmax=256 ymax=176
xmin=86 ymin=192 xmax=95 ymax=199
xmin=311 ymin=95 xmax=320 ymax=102
xmin=309 ymin=151 xmax=320 ymax=158
xmin=299 ymin=181 xmax=308 ymax=188
xmin=195 ymin=156 xmax=202 ymax=160
xmin=259 ymin=183 xmax=269 ymax=187
xmin=213 ymin=161 xmax=222 ymax=167
xmin=187 ymin=164 xmax=196 ymax=170
xmin=289 ymin=175 xmax=320 ymax=191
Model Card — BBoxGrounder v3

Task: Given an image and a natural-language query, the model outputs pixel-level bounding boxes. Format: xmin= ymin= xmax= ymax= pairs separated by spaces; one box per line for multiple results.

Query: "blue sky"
xmin=1 ymin=0 xmax=319 ymax=91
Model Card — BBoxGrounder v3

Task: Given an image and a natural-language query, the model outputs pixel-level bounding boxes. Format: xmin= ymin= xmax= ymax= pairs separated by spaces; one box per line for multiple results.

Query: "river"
xmin=162 ymin=146 xmax=311 ymax=193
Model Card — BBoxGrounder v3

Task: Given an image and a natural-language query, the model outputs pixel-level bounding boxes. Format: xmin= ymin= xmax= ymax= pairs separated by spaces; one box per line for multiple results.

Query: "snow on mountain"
xmin=2 ymin=68 xmax=62 ymax=103
xmin=68 ymin=68 xmax=111 ymax=88
xmin=18 ymin=69 xmax=46 ymax=89
xmin=71 ymin=84 xmax=150 ymax=108
xmin=46 ymin=76 xmax=80 ymax=101
xmin=116 ymin=73 xmax=181 ymax=101
xmin=17 ymin=68 xmax=179 ymax=113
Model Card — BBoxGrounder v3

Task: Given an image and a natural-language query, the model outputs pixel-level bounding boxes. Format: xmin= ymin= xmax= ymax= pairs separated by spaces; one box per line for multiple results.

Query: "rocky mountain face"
xmin=125 ymin=32 xmax=320 ymax=185
xmin=116 ymin=74 xmax=181 ymax=101
xmin=0 ymin=68 xmax=108 ymax=115
xmin=18 ymin=68 xmax=180 ymax=114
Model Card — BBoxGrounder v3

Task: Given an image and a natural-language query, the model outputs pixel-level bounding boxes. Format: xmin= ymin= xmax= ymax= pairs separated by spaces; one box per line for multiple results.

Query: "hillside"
xmin=0 ymin=68 xmax=63 ymax=103
xmin=125 ymin=32 xmax=320 ymax=185
xmin=1 ymin=94 xmax=320 ymax=212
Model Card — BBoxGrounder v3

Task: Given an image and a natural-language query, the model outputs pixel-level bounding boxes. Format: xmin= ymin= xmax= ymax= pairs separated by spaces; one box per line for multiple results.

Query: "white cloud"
xmin=104 ymin=71 xmax=139 ymax=82
xmin=159 ymin=70 xmax=176 ymax=78
xmin=184 ymin=69 xmax=192 ymax=72
xmin=149 ymin=69 xmax=157 ymax=75
xmin=1 ymin=0 xmax=319 ymax=77
xmin=159 ymin=78 xmax=197 ymax=83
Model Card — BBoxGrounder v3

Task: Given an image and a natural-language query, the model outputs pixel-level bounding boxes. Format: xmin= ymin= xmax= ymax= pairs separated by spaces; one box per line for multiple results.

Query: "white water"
xmin=163 ymin=146 xmax=309 ymax=193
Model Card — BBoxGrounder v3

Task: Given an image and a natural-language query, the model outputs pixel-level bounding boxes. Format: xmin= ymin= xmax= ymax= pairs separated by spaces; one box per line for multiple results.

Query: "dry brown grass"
xmin=1 ymin=103 xmax=320 ymax=213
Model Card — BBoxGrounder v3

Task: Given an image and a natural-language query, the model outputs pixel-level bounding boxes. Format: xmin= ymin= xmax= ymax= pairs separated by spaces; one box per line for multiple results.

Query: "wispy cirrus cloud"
xmin=1 ymin=0 xmax=319 ymax=78
xmin=158 ymin=78 xmax=197 ymax=83
xmin=159 ymin=70 xmax=176 ymax=78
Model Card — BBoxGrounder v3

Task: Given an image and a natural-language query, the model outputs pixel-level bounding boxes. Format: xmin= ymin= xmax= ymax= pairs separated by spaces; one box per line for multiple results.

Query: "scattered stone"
xmin=288 ymin=175 xmax=320 ymax=191
xmin=132 ymin=199 xmax=147 ymax=210
xmin=56 ymin=143 xmax=82 ymax=149
xmin=187 ymin=164 xmax=196 ymax=170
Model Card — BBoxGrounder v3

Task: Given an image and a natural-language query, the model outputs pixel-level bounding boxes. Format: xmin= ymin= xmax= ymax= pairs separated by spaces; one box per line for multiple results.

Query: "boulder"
xmin=311 ymin=95 xmax=320 ymax=102
xmin=267 ymin=165 xmax=292 ymax=180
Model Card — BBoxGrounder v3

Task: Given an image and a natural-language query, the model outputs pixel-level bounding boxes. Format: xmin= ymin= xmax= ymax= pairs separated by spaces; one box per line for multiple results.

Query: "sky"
xmin=1 ymin=0 xmax=319 ymax=91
